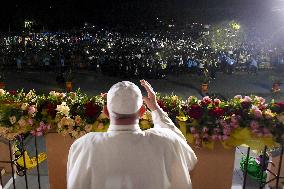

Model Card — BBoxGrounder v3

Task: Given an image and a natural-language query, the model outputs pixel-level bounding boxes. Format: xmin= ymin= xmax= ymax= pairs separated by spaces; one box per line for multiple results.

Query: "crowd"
xmin=0 ymin=23 xmax=283 ymax=80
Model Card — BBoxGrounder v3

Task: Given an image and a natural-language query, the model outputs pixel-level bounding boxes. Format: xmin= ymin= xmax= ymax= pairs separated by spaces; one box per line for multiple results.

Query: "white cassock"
xmin=67 ymin=108 xmax=197 ymax=189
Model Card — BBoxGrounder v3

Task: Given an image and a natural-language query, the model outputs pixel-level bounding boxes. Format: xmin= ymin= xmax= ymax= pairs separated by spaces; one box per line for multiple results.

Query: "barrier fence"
xmin=0 ymin=136 xmax=283 ymax=189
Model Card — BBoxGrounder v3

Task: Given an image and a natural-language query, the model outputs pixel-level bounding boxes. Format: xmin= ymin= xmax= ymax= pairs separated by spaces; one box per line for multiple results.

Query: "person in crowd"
xmin=16 ymin=54 xmax=23 ymax=72
xmin=248 ymin=56 xmax=258 ymax=74
xmin=67 ymin=80 xmax=197 ymax=189
xmin=43 ymin=54 xmax=50 ymax=71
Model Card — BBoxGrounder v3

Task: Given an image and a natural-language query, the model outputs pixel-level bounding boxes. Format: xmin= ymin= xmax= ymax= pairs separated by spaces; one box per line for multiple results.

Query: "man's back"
xmin=68 ymin=126 xmax=196 ymax=189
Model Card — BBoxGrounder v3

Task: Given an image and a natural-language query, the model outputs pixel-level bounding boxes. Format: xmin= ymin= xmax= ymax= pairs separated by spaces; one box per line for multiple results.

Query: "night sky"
xmin=0 ymin=0 xmax=283 ymax=32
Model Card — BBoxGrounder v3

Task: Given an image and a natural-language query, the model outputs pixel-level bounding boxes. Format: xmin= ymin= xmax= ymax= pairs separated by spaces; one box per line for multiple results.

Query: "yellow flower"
xmin=141 ymin=111 xmax=152 ymax=121
xmin=84 ymin=124 xmax=93 ymax=132
xmin=263 ymin=109 xmax=276 ymax=119
xmin=58 ymin=117 xmax=75 ymax=129
xmin=21 ymin=103 xmax=29 ymax=110
xmin=75 ymin=115 xmax=82 ymax=126
xmin=98 ymin=112 xmax=108 ymax=119
xmin=9 ymin=116 xmax=17 ymax=125
xmin=171 ymin=95 xmax=179 ymax=101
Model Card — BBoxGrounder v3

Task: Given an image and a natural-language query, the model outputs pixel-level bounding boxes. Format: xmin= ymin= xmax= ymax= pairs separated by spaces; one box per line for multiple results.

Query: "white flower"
xmin=0 ymin=89 xmax=5 ymax=96
xmin=50 ymin=91 xmax=66 ymax=98
xmin=56 ymin=102 xmax=70 ymax=116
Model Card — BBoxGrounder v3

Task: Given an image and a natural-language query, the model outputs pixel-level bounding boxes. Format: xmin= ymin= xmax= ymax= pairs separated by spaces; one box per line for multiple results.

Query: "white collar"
xmin=107 ymin=124 xmax=141 ymax=132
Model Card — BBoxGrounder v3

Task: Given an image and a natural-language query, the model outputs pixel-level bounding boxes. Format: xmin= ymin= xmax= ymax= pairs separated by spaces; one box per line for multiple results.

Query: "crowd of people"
xmin=0 ymin=22 xmax=283 ymax=80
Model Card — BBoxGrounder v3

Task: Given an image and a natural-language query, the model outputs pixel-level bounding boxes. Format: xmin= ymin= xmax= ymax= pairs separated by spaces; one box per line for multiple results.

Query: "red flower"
xmin=276 ymin=102 xmax=284 ymax=111
xmin=9 ymin=90 xmax=17 ymax=95
xmin=45 ymin=102 xmax=57 ymax=118
xmin=187 ymin=104 xmax=204 ymax=119
xmin=209 ymin=107 xmax=225 ymax=118
xmin=201 ymin=98 xmax=212 ymax=107
xmin=84 ymin=102 xmax=101 ymax=118
xmin=157 ymin=100 xmax=168 ymax=113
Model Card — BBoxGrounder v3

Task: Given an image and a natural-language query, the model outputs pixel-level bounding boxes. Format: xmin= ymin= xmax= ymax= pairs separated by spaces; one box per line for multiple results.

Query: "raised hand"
xmin=140 ymin=79 xmax=159 ymax=111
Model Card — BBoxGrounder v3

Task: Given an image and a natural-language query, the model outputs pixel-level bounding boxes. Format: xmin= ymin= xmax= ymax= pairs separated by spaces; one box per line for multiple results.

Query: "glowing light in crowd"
xmin=24 ymin=21 xmax=33 ymax=29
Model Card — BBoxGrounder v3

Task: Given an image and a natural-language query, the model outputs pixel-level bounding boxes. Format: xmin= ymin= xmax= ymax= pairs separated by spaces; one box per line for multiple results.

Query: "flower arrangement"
xmin=0 ymin=89 xmax=283 ymax=150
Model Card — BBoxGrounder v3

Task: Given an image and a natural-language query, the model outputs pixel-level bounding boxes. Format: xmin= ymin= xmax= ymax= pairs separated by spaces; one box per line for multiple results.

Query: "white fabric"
xmin=67 ymin=108 xmax=197 ymax=189
xmin=107 ymin=81 xmax=143 ymax=115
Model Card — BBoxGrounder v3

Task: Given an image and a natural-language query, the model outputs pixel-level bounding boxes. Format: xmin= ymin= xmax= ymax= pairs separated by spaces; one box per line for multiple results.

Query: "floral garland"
xmin=0 ymin=89 xmax=283 ymax=150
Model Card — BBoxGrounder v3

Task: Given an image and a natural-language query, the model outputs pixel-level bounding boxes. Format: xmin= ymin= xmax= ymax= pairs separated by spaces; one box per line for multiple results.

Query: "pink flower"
xmin=28 ymin=119 xmax=33 ymax=125
xmin=193 ymin=133 xmax=200 ymax=139
xmin=234 ymin=95 xmax=242 ymax=99
xmin=213 ymin=128 xmax=221 ymax=133
xmin=222 ymin=135 xmax=229 ymax=141
xmin=262 ymin=128 xmax=271 ymax=134
xmin=214 ymin=98 xmax=221 ymax=106
xmin=230 ymin=122 xmax=239 ymax=129
xmin=203 ymin=96 xmax=212 ymax=102
xmin=195 ymin=139 xmax=201 ymax=147
xmin=28 ymin=106 xmax=36 ymax=115
xmin=190 ymin=127 xmax=196 ymax=133
xmin=252 ymin=129 xmax=260 ymax=134
xmin=223 ymin=128 xmax=231 ymax=135
xmin=250 ymin=120 xmax=260 ymax=130
xmin=251 ymin=105 xmax=262 ymax=118
xmin=211 ymin=135 xmax=218 ymax=141
xmin=231 ymin=114 xmax=238 ymax=123
xmin=243 ymin=96 xmax=252 ymax=102
xmin=218 ymin=135 xmax=223 ymax=140
xmin=219 ymin=120 xmax=228 ymax=128
xmin=31 ymin=130 xmax=43 ymax=136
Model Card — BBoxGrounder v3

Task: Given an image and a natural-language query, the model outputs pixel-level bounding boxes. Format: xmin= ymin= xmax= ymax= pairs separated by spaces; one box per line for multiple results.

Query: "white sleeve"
xmin=67 ymin=140 xmax=91 ymax=189
xmin=151 ymin=107 xmax=186 ymax=141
